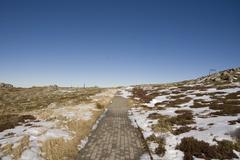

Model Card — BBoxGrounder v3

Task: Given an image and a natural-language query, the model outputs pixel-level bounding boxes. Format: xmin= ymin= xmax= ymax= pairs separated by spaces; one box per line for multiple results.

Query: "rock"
xmin=220 ymin=72 xmax=231 ymax=81
xmin=0 ymin=83 xmax=14 ymax=88
xmin=49 ymin=85 xmax=58 ymax=89
xmin=197 ymin=67 xmax=240 ymax=84
xmin=45 ymin=85 xmax=58 ymax=91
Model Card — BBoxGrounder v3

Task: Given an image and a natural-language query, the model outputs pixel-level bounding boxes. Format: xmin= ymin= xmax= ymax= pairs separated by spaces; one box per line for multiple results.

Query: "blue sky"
xmin=0 ymin=0 xmax=240 ymax=87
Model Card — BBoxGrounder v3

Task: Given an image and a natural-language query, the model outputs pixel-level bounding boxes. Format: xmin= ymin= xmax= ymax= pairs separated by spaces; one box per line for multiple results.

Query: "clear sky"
xmin=0 ymin=0 xmax=240 ymax=87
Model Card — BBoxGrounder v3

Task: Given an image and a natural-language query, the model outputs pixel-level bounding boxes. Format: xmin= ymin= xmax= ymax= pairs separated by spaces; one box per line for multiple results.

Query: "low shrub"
xmin=177 ymin=137 xmax=240 ymax=160
xmin=173 ymin=126 xmax=196 ymax=135
xmin=165 ymin=97 xmax=192 ymax=107
xmin=0 ymin=114 xmax=36 ymax=132
xmin=96 ymin=102 xmax=104 ymax=109
xmin=146 ymin=134 xmax=166 ymax=156
xmin=168 ymin=111 xmax=194 ymax=126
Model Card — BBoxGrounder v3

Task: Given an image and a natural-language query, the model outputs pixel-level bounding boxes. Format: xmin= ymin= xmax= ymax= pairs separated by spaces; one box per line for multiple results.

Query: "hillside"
xmin=0 ymin=85 xmax=117 ymax=159
xmin=0 ymin=67 xmax=239 ymax=160
xmin=121 ymin=67 xmax=240 ymax=160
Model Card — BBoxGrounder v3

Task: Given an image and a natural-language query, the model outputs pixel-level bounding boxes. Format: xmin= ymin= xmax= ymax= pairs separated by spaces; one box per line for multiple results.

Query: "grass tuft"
xmin=147 ymin=134 xmax=166 ymax=156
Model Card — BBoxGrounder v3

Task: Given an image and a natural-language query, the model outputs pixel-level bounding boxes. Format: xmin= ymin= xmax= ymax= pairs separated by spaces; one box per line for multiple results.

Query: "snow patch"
xmin=145 ymin=95 xmax=169 ymax=107
xmin=118 ymin=87 xmax=132 ymax=98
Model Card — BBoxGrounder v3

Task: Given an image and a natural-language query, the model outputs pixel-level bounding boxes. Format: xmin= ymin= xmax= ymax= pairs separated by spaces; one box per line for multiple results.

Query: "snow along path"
xmin=77 ymin=96 xmax=147 ymax=160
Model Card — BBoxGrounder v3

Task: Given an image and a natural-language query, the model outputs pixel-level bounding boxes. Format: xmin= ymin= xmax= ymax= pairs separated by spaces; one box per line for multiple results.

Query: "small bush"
xmin=168 ymin=111 xmax=194 ymax=126
xmin=170 ymin=94 xmax=186 ymax=99
xmin=175 ymin=109 xmax=192 ymax=114
xmin=177 ymin=137 xmax=240 ymax=160
xmin=165 ymin=97 xmax=192 ymax=107
xmin=228 ymin=118 xmax=240 ymax=125
xmin=191 ymin=99 xmax=209 ymax=108
xmin=151 ymin=110 xmax=194 ymax=134
xmin=209 ymin=91 xmax=240 ymax=116
xmin=0 ymin=114 xmax=36 ymax=132
xmin=151 ymin=114 xmax=172 ymax=132
xmin=173 ymin=126 xmax=195 ymax=135
xmin=131 ymin=87 xmax=159 ymax=103
xmin=230 ymin=128 xmax=240 ymax=140
xmin=178 ymin=85 xmax=209 ymax=92
xmin=148 ymin=113 xmax=165 ymax=119
xmin=96 ymin=103 xmax=104 ymax=109
xmin=155 ymin=140 xmax=166 ymax=156
xmin=146 ymin=134 xmax=166 ymax=156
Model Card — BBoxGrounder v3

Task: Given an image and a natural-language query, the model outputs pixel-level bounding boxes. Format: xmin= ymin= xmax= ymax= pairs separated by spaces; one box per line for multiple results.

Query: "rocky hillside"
xmin=0 ymin=83 xmax=14 ymax=88
xmin=189 ymin=67 xmax=240 ymax=85
xmin=121 ymin=67 xmax=240 ymax=160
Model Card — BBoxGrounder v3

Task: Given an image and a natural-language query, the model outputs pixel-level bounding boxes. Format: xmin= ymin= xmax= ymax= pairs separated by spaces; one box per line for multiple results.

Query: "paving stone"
xmin=77 ymin=96 xmax=147 ymax=160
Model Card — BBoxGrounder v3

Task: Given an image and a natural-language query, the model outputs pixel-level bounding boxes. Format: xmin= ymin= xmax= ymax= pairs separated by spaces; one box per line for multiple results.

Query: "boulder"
xmin=0 ymin=83 xmax=14 ymax=88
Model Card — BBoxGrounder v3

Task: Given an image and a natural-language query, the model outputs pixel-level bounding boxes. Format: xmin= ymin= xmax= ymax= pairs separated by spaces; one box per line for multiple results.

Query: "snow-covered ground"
xmin=128 ymin=83 xmax=240 ymax=160
xmin=145 ymin=95 xmax=169 ymax=108
xmin=117 ymin=87 xmax=133 ymax=98
xmin=52 ymin=103 xmax=97 ymax=121
xmin=0 ymin=103 xmax=97 ymax=160
xmin=0 ymin=89 xmax=117 ymax=160
xmin=90 ymin=88 xmax=117 ymax=102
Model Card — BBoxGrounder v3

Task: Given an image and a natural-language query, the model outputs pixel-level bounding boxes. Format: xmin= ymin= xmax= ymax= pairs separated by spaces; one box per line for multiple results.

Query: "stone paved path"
xmin=77 ymin=96 xmax=147 ymax=160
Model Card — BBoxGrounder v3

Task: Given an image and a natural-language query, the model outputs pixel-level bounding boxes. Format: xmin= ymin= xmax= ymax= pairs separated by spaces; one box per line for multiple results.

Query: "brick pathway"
xmin=77 ymin=96 xmax=147 ymax=160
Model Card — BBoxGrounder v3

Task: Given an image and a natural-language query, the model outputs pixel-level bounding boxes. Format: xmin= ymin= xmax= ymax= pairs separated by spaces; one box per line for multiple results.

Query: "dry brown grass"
xmin=96 ymin=102 xmax=104 ymax=109
xmin=146 ymin=134 xmax=166 ymax=156
xmin=37 ymin=89 xmax=115 ymax=159
xmin=12 ymin=135 xmax=30 ymax=159
xmin=0 ymin=135 xmax=29 ymax=159
xmin=39 ymin=88 xmax=115 ymax=159
xmin=0 ymin=86 xmax=109 ymax=159
xmin=0 ymin=87 xmax=101 ymax=115
xmin=127 ymin=98 xmax=138 ymax=108
xmin=152 ymin=115 xmax=172 ymax=133
xmin=41 ymin=110 xmax=102 ymax=160
xmin=0 ymin=114 xmax=36 ymax=132
xmin=127 ymin=98 xmax=133 ymax=105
